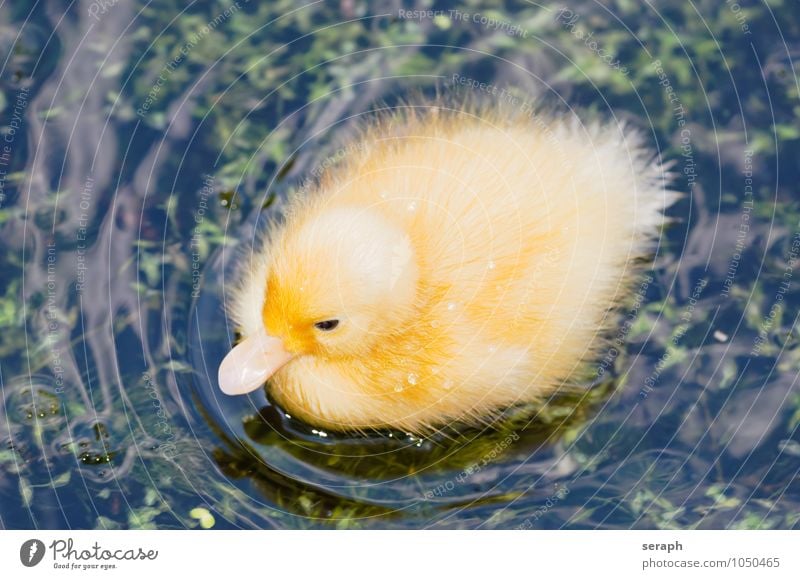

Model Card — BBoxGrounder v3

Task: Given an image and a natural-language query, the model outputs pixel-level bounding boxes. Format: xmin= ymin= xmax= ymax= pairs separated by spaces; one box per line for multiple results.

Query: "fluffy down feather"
xmin=224 ymin=103 xmax=677 ymax=432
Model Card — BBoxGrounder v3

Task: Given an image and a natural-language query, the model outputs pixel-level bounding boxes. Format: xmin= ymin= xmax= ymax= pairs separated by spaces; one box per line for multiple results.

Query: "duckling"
xmin=219 ymin=103 xmax=675 ymax=432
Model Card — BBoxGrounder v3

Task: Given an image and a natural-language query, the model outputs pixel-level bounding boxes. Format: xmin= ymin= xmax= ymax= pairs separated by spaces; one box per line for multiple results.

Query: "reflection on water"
xmin=1 ymin=1 xmax=798 ymax=529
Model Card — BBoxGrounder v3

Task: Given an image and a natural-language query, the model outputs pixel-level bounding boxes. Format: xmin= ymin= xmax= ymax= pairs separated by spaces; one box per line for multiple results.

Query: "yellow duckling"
xmin=219 ymin=104 xmax=675 ymax=432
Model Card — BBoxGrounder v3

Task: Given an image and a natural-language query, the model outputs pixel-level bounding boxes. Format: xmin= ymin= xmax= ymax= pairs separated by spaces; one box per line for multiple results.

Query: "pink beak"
xmin=218 ymin=327 xmax=294 ymax=395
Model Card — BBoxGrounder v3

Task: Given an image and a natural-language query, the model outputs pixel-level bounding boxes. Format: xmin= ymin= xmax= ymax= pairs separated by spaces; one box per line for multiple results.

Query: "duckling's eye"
xmin=314 ymin=319 xmax=339 ymax=331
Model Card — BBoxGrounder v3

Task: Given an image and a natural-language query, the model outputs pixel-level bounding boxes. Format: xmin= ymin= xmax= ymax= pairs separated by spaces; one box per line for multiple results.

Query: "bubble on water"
xmin=8 ymin=377 xmax=64 ymax=429
xmin=430 ymin=320 xmax=440 ymax=328
xmin=443 ymin=379 xmax=454 ymax=389
xmin=394 ymin=384 xmax=404 ymax=393
xmin=407 ymin=201 xmax=417 ymax=212
xmin=487 ymin=260 xmax=496 ymax=270
xmin=446 ymin=302 xmax=457 ymax=311
xmin=380 ymin=190 xmax=389 ymax=199
xmin=488 ymin=344 xmax=498 ymax=354
xmin=407 ymin=373 xmax=418 ymax=386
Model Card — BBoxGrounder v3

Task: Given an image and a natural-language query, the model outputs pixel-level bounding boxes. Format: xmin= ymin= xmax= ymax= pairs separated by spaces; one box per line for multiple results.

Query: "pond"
xmin=1 ymin=0 xmax=798 ymax=530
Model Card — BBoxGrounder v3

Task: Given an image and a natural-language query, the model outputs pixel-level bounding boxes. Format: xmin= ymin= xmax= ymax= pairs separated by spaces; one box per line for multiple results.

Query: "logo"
xmin=20 ymin=539 xmax=46 ymax=567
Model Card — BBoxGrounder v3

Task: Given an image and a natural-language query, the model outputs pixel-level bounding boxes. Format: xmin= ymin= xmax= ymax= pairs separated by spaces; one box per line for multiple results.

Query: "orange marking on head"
xmin=262 ymin=276 xmax=318 ymax=355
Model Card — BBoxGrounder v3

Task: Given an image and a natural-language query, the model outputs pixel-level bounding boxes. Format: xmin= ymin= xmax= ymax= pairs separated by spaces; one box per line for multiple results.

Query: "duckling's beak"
xmin=218 ymin=327 xmax=294 ymax=395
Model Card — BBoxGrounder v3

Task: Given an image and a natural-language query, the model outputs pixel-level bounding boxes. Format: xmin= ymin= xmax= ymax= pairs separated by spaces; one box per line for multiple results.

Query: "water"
xmin=1 ymin=0 xmax=798 ymax=530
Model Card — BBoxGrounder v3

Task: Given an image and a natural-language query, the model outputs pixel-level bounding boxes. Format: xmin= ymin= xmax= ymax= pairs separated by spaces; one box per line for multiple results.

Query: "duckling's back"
xmin=306 ymin=106 xmax=674 ymax=425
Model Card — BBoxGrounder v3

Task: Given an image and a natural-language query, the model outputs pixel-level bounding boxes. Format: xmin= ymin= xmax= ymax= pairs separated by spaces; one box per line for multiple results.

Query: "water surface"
xmin=1 ymin=0 xmax=798 ymax=529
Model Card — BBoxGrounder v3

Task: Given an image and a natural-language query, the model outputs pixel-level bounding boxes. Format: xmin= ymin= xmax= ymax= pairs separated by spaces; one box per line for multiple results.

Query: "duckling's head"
xmin=219 ymin=206 xmax=419 ymax=396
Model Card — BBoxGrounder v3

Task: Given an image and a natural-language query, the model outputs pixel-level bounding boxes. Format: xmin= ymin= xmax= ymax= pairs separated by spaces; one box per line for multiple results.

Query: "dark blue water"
xmin=1 ymin=0 xmax=798 ymax=529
